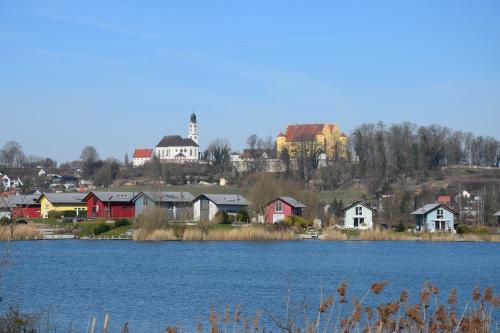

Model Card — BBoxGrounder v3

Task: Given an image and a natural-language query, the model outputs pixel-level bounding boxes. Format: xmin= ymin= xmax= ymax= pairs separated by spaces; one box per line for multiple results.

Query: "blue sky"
xmin=1 ymin=1 xmax=500 ymax=163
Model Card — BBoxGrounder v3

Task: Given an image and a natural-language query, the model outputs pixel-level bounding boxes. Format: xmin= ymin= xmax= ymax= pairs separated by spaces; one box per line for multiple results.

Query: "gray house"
xmin=411 ymin=203 xmax=458 ymax=233
xmin=193 ymin=194 xmax=249 ymax=222
xmin=133 ymin=191 xmax=194 ymax=221
xmin=494 ymin=211 xmax=500 ymax=225
xmin=342 ymin=201 xmax=375 ymax=230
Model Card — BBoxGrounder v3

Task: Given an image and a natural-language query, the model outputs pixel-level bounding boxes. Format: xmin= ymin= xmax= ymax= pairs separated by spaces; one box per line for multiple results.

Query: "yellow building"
xmin=277 ymin=123 xmax=347 ymax=158
xmin=38 ymin=193 xmax=88 ymax=218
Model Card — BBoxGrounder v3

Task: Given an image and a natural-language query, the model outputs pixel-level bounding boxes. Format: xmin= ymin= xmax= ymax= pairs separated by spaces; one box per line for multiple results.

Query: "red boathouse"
xmin=84 ymin=192 xmax=138 ymax=219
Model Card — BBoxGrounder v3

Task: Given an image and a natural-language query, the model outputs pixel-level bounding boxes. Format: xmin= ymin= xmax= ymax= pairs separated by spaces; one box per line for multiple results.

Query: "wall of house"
xmin=87 ymin=196 xmax=135 ymax=219
xmin=12 ymin=206 xmax=41 ymax=219
xmin=193 ymin=200 xmax=201 ymax=221
xmin=134 ymin=194 xmax=156 ymax=217
xmin=155 ymin=146 xmax=199 ymax=160
xmin=265 ymin=200 xmax=292 ymax=223
xmin=344 ymin=205 xmax=373 ymax=230
xmin=423 ymin=209 xmax=455 ymax=232
xmin=40 ymin=197 xmax=87 ymax=218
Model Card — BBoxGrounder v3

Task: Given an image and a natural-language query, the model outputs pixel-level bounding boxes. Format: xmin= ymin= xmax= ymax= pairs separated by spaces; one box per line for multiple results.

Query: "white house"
xmin=342 ymin=201 xmax=375 ymax=230
xmin=193 ymin=194 xmax=249 ymax=222
xmin=155 ymin=113 xmax=199 ymax=161
xmin=1 ymin=174 xmax=23 ymax=190
xmin=132 ymin=149 xmax=153 ymax=167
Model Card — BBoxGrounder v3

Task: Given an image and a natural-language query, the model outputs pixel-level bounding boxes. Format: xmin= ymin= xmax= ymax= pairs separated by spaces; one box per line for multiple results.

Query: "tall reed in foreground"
xmin=133 ymin=228 xmax=177 ymax=241
xmin=0 ymin=225 xmax=43 ymax=240
xmin=183 ymin=225 xmax=295 ymax=241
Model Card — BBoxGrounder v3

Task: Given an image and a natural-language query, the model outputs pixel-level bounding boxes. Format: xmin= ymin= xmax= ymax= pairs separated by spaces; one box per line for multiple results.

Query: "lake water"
xmin=1 ymin=241 xmax=499 ymax=332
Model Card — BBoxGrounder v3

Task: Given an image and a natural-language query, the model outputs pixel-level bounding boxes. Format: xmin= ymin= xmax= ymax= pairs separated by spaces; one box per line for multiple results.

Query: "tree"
xmin=0 ymin=141 xmax=25 ymax=167
xmin=124 ymin=153 xmax=130 ymax=166
xmin=246 ymin=134 xmax=258 ymax=157
xmin=206 ymin=138 xmax=231 ymax=172
xmin=80 ymin=146 xmax=100 ymax=178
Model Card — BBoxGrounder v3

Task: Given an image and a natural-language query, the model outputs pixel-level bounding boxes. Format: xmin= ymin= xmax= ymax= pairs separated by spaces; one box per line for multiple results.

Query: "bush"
xmin=395 ymin=222 xmax=406 ymax=232
xmin=456 ymin=224 xmax=469 ymax=234
xmin=237 ymin=210 xmax=249 ymax=222
xmin=115 ymin=219 xmax=130 ymax=228
xmin=0 ymin=217 xmax=10 ymax=225
xmin=284 ymin=215 xmax=312 ymax=229
xmin=214 ymin=211 xmax=230 ymax=224
xmin=47 ymin=210 xmax=64 ymax=219
xmin=93 ymin=222 xmax=111 ymax=235
xmin=61 ymin=210 xmax=77 ymax=218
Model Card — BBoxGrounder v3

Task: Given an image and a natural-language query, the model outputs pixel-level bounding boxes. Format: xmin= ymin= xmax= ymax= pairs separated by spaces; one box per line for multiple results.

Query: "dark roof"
xmin=39 ymin=193 xmax=88 ymax=204
xmin=194 ymin=194 xmax=249 ymax=206
xmin=139 ymin=191 xmax=195 ymax=203
xmin=85 ymin=192 xmax=138 ymax=203
xmin=342 ymin=201 xmax=376 ymax=212
xmin=268 ymin=197 xmax=306 ymax=208
xmin=411 ymin=203 xmax=458 ymax=216
xmin=190 ymin=112 xmax=197 ymax=123
xmin=156 ymin=135 xmax=198 ymax=148
xmin=7 ymin=194 xmax=41 ymax=207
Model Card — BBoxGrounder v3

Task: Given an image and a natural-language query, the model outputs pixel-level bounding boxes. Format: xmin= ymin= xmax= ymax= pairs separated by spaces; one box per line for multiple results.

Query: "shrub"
xmin=237 ymin=210 xmax=249 ymax=222
xmin=214 ymin=211 xmax=230 ymax=224
xmin=0 ymin=217 xmax=10 ymax=225
xmin=61 ymin=210 xmax=77 ymax=218
xmin=47 ymin=210 xmax=64 ymax=219
xmin=93 ymin=222 xmax=111 ymax=235
xmin=115 ymin=219 xmax=130 ymax=228
xmin=456 ymin=224 xmax=469 ymax=234
xmin=395 ymin=222 xmax=406 ymax=232
xmin=284 ymin=215 xmax=312 ymax=229
xmin=137 ymin=207 xmax=168 ymax=231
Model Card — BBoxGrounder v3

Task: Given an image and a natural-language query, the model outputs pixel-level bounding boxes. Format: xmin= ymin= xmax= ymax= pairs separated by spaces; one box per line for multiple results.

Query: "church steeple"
xmin=188 ymin=112 xmax=198 ymax=144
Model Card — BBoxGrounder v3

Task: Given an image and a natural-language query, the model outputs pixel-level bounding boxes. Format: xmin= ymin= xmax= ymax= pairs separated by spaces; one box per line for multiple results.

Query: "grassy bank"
xmin=0 ymin=225 xmax=43 ymax=240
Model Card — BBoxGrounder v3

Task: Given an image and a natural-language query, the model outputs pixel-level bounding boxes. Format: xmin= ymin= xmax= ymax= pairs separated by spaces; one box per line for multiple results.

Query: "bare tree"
xmin=0 ymin=141 xmax=25 ymax=167
xmin=80 ymin=146 xmax=100 ymax=178
xmin=206 ymin=138 xmax=231 ymax=172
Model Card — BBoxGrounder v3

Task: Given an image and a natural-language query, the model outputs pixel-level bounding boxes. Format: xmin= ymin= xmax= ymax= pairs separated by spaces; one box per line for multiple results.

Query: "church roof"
xmin=156 ymin=135 xmax=199 ymax=148
xmin=190 ymin=112 xmax=197 ymax=123
xmin=133 ymin=149 xmax=153 ymax=158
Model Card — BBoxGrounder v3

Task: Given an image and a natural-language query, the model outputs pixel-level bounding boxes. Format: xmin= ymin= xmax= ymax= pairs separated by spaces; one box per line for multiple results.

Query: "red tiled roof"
xmin=437 ymin=196 xmax=451 ymax=203
xmin=285 ymin=124 xmax=325 ymax=142
xmin=133 ymin=149 xmax=153 ymax=158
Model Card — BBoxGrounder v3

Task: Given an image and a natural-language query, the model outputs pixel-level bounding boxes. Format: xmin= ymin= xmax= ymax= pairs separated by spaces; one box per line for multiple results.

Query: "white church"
xmin=155 ymin=113 xmax=200 ymax=161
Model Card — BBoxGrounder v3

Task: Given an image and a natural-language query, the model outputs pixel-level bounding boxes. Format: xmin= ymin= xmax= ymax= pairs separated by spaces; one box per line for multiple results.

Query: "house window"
xmin=355 ymin=206 xmax=363 ymax=215
xmin=437 ymin=209 xmax=444 ymax=219
xmin=142 ymin=196 xmax=147 ymax=205
xmin=275 ymin=201 xmax=283 ymax=213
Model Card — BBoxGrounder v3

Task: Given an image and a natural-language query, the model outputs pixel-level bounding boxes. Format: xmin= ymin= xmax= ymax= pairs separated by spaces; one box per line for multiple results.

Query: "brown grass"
xmin=183 ymin=225 xmax=295 ymax=241
xmin=0 ymin=225 xmax=43 ymax=240
xmin=321 ymin=229 xmax=348 ymax=240
xmin=133 ymin=228 xmax=177 ymax=241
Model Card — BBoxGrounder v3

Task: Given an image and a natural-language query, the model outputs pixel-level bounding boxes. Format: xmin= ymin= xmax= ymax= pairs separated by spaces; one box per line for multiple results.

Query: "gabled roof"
xmin=139 ymin=191 xmax=195 ymax=203
xmin=284 ymin=124 xmax=325 ymax=142
xmin=411 ymin=203 xmax=458 ymax=216
xmin=342 ymin=201 xmax=376 ymax=212
xmin=268 ymin=196 xmax=306 ymax=208
xmin=156 ymin=135 xmax=199 ymax=148
xmin=85 ymin=191 xmax=138 ymax=203
xmin=133 ymin=149 xmax=153 ymax=158
xmin=194 ymin=194 xmax=249 ymax=206
xmin=493 ymin=211 xmax=500 ymax=217
xmin=39 ymin=193 xmax=87 ymax=204
xmin=7 ymin=194 xmax=41 ymax=207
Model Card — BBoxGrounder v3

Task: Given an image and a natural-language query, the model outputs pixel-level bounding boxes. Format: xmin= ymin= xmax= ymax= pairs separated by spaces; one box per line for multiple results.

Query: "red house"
xmin=9 ymin=194 xmax=41 ymax=219
xmin=84 ymin=192 xmax=138 ymax=219
xmin=265 ymin=197 xmax=306 ymax=224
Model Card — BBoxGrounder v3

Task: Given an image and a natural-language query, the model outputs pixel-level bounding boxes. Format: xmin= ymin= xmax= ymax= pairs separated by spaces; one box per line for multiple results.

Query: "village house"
xmin=411 ymin=203 xmax=458 ymax=233
xmin=342 ymin=201 xmax=375 ymax=230
xmin=132 ymin=149 xmax=153 ymax=167
xmin=0 ymin=173 xmax=23 ymax=190
xmin=155 ymin=113 xmax=199 ymax=161
xmin=265 ymin=197 xmax=306 ymax=223
xmin=494 ymin=211 xmax=500 ymax=225
xmin=276 ymin=123 xmax=347 ymax=159
xmin=134 ymin=191 xmax=194 ymax=220
xmin=193 ymin=194 xmax=249 ymax=222
xmin=38 ymin=193 xmax=88 ymax=218
xmin=84 ymin=192 xmax=137 ymax=219
xmin=9 ymin=194 xmax=41 ymax=219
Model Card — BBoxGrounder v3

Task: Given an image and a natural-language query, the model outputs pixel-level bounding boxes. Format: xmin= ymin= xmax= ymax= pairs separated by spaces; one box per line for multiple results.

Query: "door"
xmin=354 ymin=218 xmax=359 ymax=227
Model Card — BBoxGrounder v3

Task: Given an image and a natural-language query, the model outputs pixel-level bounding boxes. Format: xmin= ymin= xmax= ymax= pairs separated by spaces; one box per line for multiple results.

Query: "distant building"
xmin=38 ymin=193 xmax=88 ymax=218
xmin=192 ymin=194 xmax=249 ymax=222
xmin=494 ymin=211 xmax=500 ymax=225
xmin=84 ymin=192 xmax=137 ymax=219
xmin=342 ymin=201 xmax=375 ymax=230
xmin=134 ymin=191 xmax=194 ymax=220
xmin=436 ymin=196 xmax=452 ymax=206
xmin=265 ymin=197 xmax=306 ymax=223
xmin=155 ymin=113 xmax=199 ymax=161
xmin=411 ymin=204 xmax=457 ymax=233
xmin=276 ymin=123 xmax=347 ymax=159
xmin=1 ymin=174 xmax=23 ymax=190
xmin=132 ymin=149 xmax=154 ymax=167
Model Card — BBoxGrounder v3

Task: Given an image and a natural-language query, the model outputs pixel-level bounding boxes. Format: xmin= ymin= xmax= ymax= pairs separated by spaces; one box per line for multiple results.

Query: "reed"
xmin=0 ymin=225 xmax=43 ymax=240
xmin=133 ymin=228 xmax=177 ymax=241
xmin=183 ymin=225 xmax=295 ymax=241
xmin=321 ymin=229 xmax=348 ymax=240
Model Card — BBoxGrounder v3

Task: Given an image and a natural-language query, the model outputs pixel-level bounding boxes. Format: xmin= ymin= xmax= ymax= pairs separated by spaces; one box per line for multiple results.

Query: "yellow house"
xmin=38 ymin=193 xmax=88 ymax=218
xmin=277 ymin=123 xmax=347 ymax=158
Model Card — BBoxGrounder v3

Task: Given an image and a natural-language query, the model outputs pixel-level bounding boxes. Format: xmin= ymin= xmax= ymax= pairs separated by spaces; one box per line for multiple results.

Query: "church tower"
xmin=188 ymin=112 xmax=198 ymax=144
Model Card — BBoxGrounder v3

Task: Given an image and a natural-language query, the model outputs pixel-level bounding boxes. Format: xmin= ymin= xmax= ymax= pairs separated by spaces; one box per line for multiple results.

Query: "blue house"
xmin=133 ymin=191 xmax=194 ymax=221
xmin=411 ymin=203 xmax=458 ymax=233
